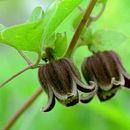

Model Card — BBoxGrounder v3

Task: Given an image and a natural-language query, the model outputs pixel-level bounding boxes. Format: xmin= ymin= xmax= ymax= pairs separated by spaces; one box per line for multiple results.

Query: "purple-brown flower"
xmin=38 ymin=58 xmax=95 ymax=112
xmin=81 ymin=51 xmax=130 ymax=102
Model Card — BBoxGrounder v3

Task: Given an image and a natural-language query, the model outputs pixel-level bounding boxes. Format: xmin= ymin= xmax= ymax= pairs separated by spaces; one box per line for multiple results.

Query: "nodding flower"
xmin=38 ymin=58 xmax=96 ymax=112
xmin=81 ymin=51 xmax=130 ymax=102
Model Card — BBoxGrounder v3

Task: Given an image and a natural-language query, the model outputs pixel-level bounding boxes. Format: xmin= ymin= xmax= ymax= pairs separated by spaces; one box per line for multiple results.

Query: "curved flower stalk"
xmin=81 ymin=51 xmax=130 ymax=102
xmin=38 ymin=58 xmax=96 ymax=112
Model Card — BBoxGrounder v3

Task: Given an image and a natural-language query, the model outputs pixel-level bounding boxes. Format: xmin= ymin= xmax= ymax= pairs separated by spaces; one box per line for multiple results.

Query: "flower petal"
xmin=124 ymin=75 xmax=130 ymax=88
xmin=73 ymin=74 xmax=96 ymax=92
xmin=53 ymin=79 xmax=79 ymax=106
xmin=45 ymin=59 xmax=79 ymax=106
xmin=39 ymin=65 xmax=56 ymax=112
xmin=80 ymin=84 xmax=98 ymax=103
xmin=108 ymin=51 xmax=130 ymax=88
xmin=111 ymin=76 xmax=125 ymax=86
xmin=41 ymin=87 xmax=55 ymax=112
xmin=64 ymin=58 xmax=95 ymax=92
xmin=63 ymin=58 xmax=81 ymax=79
xmin=103 ymin=51 xmax=125 ymax=87
xmin=82 ymin=53 xmax=113 ymax=91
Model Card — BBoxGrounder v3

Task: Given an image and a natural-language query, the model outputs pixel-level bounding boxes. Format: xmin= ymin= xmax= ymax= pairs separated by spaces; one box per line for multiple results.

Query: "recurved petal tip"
xmin=41 ymin=87 xmax=55 ymax=112
xmin=80 ymin=83 xmax=98 ymax=103
xmin=111 ymin=76 xmax=125 ymax=86
xmin=74 ymin=74 xmax=96 ymax=93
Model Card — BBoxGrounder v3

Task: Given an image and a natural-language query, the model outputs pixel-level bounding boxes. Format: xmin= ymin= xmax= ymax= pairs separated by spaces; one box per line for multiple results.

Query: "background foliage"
xmin=0 ymin=0 xmax=130 ymax=130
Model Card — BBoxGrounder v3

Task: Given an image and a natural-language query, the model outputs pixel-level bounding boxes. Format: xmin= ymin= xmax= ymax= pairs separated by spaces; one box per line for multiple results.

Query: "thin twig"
xmin=0 ymin=64 xmax=34 ymax=88
xmin=78 ymin=3 xmax=106 ymax=22
xmin=65 ymin=0 xmax=97 ymax=57
xmin=18 ymin=50 xmax=41 ymax=68
xmin=0 ymin=53 xmax=41 ymax=88
xmin=3 ymin=88 xmax=43 ymax=130
xmin=86 ymin=3 xmax=106 ymax=27
xmin=90 ymin=3 xmax=106 ymax=21
xmin=17 ymin=50 xmax=33 ymax=65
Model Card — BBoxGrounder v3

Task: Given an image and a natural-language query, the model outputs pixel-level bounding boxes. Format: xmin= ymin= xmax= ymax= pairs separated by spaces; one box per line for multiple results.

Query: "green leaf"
xmin=42 ymin=0 xmax=82 ymax=41
xmin=43 ymin=32 xmax=67 ymax=58
xmin=53 ymin=33 xmax=67 ymax=58
xmin=79 ymin=29 xmax=127 ymax=52
xmin=0 ymin=21 xmax=44 ymax=52
xmin=28 ymin=6 xmax=44 ymax=22
xmin=92 ymin=29 xmax=127 ymax=51
xmin=0 ymin=6 xmax=45 ymax=52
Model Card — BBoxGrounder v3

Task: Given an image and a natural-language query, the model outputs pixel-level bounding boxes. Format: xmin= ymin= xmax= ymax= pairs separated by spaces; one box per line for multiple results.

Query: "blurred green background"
xmin=0 ymin=0 xmax=130 ymax=130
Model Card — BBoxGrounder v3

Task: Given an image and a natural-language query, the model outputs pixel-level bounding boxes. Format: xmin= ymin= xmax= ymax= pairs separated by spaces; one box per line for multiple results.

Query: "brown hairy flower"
xmin=38 ymin=58 xmax=96 ymax=112
xmin=81 ymin=51 xmax=130 ymax=102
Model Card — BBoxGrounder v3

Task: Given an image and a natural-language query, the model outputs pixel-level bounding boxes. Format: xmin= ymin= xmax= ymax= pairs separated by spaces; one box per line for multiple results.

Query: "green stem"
xmin=65 ymin=0 xmax=97 ymax=57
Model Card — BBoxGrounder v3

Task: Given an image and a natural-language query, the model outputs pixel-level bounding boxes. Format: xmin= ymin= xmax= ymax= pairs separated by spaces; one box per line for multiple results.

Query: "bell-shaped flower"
xmin=38 ymin=58 xmax=95 ymax=112
xmin=81 ymin=51 xmax=130 ymax=102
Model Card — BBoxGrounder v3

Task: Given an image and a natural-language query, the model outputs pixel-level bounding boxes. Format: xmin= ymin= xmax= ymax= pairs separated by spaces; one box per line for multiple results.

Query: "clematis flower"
xmin=38 ymin=58 xmax=95 ymax=112
xmin=81 ymin=51 xmax=130 ymax=102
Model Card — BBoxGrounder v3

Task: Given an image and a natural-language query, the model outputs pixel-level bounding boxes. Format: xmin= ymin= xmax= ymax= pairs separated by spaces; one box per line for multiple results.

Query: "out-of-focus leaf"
xmin=28 ymin=6 xmax=44 ymax=22
xmin=79 ymin=29 xmax=127 ymax=52
xmin=92 ymin=29 xmax=127 ymax=51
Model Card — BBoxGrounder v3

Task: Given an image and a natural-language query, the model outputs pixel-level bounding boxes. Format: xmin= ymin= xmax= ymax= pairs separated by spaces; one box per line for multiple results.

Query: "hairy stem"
xmin=3 ymin=88 xmax=43 ymax=130
xmin=65 ymin=0 xmax=97 ymax=57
